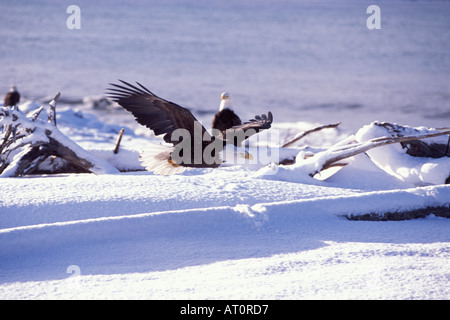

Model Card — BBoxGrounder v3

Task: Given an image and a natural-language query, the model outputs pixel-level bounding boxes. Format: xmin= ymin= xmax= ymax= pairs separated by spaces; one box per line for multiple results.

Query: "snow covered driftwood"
xmin=284 ymin=122 xmax=450 ymax=181
xmin=0 ymin=93 xmax=119 ymax=177
xmin=355 ymin=122 xmax=450 ymax=185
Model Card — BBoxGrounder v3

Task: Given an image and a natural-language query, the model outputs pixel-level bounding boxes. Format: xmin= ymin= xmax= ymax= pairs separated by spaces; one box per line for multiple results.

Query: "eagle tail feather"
xmin=140 ymin=143 xmax=188 ymax=175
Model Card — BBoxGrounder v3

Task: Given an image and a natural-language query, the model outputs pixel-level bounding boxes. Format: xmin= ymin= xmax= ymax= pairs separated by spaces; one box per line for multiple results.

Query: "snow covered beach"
xmin=1 ymin=101 xmax=449 ymax=299
xmin=1 ymin=0 xmax=450 ymax=300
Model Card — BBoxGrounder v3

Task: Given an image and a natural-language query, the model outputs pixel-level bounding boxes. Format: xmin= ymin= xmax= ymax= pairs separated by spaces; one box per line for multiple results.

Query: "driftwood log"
xmin=343 ymin=205 xmax=450 ymax=221
xmin=374 ymin=122 xmax=450 ymax=158
xmin=322 ymin=128 xmax=450 ymax=174
xmin=0 ymin=93 xmax=119 ymax=176
xmin=282 ymin=121 xmax=450 ymax=182
xmin=295 ymin=128 xmax=450 ymax=177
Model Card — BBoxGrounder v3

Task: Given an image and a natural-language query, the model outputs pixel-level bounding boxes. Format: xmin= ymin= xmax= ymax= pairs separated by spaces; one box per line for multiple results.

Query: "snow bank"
xmin=356 ymin=122 xmax=450 ymax=186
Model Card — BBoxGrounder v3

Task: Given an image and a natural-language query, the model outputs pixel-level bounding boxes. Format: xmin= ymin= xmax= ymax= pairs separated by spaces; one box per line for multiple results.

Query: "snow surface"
xmin=1 ymin=101 xmax=449 ymax=300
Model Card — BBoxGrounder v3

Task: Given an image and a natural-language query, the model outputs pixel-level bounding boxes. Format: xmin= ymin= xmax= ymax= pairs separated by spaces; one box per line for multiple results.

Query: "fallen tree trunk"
xmin=0 ymin=93 xmax=119 ymax=177
xmin=294 ymin=123 xmax=450 ymax=179
xmin=321 ymin=129 xmax=450 ymax=172
xmin=343 ymin=205 xmax=450 ymax=221
xmin=293 ymin=129 xmax=450 ymax=177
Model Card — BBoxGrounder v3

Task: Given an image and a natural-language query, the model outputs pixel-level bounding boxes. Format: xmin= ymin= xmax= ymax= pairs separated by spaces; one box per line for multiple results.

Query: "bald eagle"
xmin=107 ymin=80 xmax=273 ymax=175
xmin=211 ymin=92 xmax=242 ymax=136
xmin=4 ymin=86 xmax=20 ymax=107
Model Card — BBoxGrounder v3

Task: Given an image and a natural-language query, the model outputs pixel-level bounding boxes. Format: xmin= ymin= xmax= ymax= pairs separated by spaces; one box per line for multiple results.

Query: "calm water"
xmin=1 ymin=0 xmax=450 ymax=130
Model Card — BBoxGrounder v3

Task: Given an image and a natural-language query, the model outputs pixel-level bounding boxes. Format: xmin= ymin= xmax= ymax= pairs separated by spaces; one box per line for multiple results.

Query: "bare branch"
xmin=30 ymin=106 xmax=44 ymax=121
xmin=282 ymin=122 xmax=341 ymax=148
xmin=0 ymin=124 xmax=13 ymax=153
xmin=48 ymin=92 xmax=60 ymax=126
xmin=113 ymin=128 xmax=125 ymax=154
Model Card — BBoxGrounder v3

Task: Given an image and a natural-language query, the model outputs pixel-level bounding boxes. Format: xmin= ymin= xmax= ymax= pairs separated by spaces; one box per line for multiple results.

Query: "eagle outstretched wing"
xmin=233 ymin=112 xmax=273 ymax=132
xmin=106 ymin=80 xmax=211 ymax=145
xmin=223 ymin=112 xmax=273 ymax=146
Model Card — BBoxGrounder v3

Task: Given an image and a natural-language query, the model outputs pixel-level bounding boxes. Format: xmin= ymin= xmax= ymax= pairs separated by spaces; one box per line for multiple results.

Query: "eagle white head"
xmin=10 ymin=86 xmax=17 ymax=92
xmin=219 ymin=92 xmax=233 ymax=111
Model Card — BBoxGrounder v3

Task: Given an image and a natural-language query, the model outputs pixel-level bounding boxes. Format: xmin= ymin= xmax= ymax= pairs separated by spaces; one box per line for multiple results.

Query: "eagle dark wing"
xmin=212 ymin=109 xmax=242 ymax=134
xmin=233 ymin=112 xmax=273 ymax=132
xmin=107 ymin=80 xmax=211 ymax=145
xmin=224 ymin=111 xmax=273 ymax=146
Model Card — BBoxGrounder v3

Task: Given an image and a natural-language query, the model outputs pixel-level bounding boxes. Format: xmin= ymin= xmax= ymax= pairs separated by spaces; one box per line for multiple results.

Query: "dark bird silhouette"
xmin=4 ymin=86 xmax=20 ymax=107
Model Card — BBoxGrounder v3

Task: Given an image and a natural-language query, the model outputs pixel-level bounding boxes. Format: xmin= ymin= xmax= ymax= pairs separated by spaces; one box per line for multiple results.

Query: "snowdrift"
xmin=1 ymin=99 xmax=449 ymax=299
